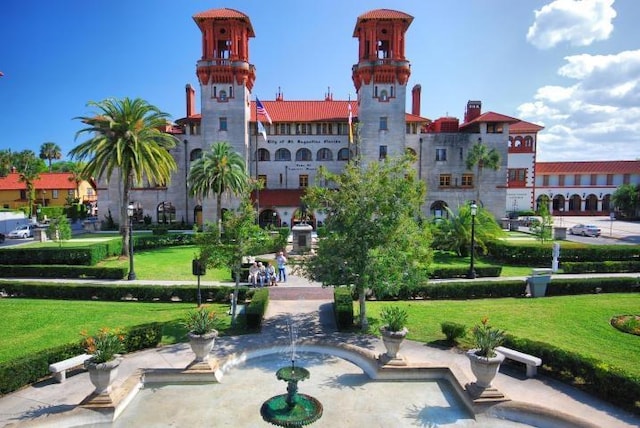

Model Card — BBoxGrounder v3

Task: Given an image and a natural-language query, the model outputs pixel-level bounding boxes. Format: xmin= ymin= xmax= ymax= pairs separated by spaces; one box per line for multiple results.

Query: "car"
xmin=569 ymin=224 xmax=601 ymax=237
xmin=7 ymin=224 xmax=34 ymax=239
xmin=0 ymin=232 xmax=4 ymax=243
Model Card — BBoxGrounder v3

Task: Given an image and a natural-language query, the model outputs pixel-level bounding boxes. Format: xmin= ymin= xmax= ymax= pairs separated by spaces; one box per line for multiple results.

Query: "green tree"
xmin=301 ymin=156 xmax=433 ymax=330
xmin=431 ymin=204 xmax=505 ymax=256
xmin=188 ymin=142 xmax=249 ymax=231
xmin=531 ymin=202 xmax=553 ymax=243
xmin=70 ymin=97 xmax=178 ymax=257
xmin=612 ymin=183 xmax=639 ymax=218
xmin=39 ymin=142 xmax=62 ymax=172
xmin=47 ymin=215 xmax=72 ymax=246
xmin=465 ymin=140 xmax=501 ymax=205
xmin=195 ymin=197 xmax=272 ymax=323
xmin=12 ymin=150 xmax=42 ymax=218
xmin=0 ymin=149 xmax=12 ymax=177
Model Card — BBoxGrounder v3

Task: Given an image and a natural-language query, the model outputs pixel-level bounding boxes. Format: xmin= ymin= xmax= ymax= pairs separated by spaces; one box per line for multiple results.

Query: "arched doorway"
xmin=602 ymin=194 xmax=611 ymax=212
xmin=535 ymin=195 xmax=550 ymax=213
xmin=157 ymin=201 xmax=176 ymax=224
xmin=194 ymin=205 xmax=203 ymax=227
xmin=292 ymin=207 xmax=316 ymax=229
xmin=430 ymin=200 xmax=448 ymax=218
xmin=552 ymin=195 xmax=565 ymax=214
xmin=585 ymin=194 xmax=598 ymax=213
xmin=568 ymin=194 xmax=581 ymax=213
xmin=259 ymin=209 xmax=280 ymax=229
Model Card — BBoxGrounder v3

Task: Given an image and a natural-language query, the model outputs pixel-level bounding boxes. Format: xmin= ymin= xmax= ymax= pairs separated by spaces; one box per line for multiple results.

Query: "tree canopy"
xmin=465 ymin=141 xmax=501 ymax=205
xmin=39 ymin=142 xmax=62 ymax=172
xmin=612 ymin=183 xmax=639 ymax=218
xmin=301 ymin=156 xmax=433 ymax=330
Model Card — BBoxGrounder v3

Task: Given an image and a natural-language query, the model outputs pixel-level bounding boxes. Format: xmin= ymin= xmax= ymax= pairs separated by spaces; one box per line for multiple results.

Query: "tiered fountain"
xmin=260 ymin=323 xmax=323 ymax=426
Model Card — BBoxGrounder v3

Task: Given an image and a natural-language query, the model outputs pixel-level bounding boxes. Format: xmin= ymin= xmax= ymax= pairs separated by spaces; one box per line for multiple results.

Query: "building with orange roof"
xmin=0 ymin=172 xmax=96 ymax=213
xmin=97 ymin=7 xmax=546 ymax=227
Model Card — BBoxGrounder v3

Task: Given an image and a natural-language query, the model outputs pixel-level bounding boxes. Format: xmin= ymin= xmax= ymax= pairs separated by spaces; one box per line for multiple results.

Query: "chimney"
xmin=411 ymin=84 xmax=421 ymax=116
xmin=464 ymin=100 xmax=482 ymax=123
xmin=185 ymin=84 xmax=196 ymax=117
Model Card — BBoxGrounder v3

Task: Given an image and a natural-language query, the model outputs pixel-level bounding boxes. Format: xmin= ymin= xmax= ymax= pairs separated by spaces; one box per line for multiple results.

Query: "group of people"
xmin=248 ymin=251 xmax=287 ymax=287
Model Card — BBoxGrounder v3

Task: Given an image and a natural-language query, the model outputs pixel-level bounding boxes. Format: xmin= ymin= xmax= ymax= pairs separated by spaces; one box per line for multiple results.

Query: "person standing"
xmin=276 ymin=251 xmax=287 ymax=282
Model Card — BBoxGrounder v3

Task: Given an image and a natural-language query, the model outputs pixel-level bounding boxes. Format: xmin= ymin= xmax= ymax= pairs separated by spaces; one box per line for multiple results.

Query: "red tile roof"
xmin=357 ymin=9 xmax=414 ymax=21
xmin=251 ymin=189 xmax=306 ymax=206
xmin=0 ymin=172 xmax=80 ymax=191
xmin=509 ymin=120 xmax=544 ymax=133
xmin=192 ymin=8 xmax=255 ymax=36
xmin=536 ymin=161 xmax=640 ymax=174
xmin=459 ymin=111 xmax=520 ymax=129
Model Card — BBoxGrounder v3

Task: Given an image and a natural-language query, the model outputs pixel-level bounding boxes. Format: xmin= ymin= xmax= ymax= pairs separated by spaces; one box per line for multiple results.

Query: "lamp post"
xmin=127 ymin=204 xmax=136 ymax=280
xmin=467 ymin=201 xmax=478 ymax=279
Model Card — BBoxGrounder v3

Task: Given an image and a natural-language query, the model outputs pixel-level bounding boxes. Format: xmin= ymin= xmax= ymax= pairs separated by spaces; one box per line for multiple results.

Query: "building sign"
xmin=266 ymin=139 xmax=343 ymax=145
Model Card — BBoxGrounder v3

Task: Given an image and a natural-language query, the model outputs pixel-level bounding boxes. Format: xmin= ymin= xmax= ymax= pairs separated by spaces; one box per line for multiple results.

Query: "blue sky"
xmin=1 ymin=0 xmax=638 ymax=162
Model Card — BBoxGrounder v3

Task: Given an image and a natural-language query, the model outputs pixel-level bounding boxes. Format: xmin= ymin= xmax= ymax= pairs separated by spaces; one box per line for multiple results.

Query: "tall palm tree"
xmin=70 ymin=97 xmax=178 ymax=257
xmin=465 ymin=140 xmax=501 ymax=205
xmin=188 ymin=142 xmax=249 ymax=230
xmin=18 ymin=165 xmax=40 ymax=218
xmin=39 ymin=142 xmax=62 ymax=172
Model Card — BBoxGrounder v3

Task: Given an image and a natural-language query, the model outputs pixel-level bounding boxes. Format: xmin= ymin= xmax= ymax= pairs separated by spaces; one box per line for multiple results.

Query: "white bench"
xmin=496 ymin=346 xmax=542 ymax=378
xmin=48 ymin=353 xmax=92 ymax=383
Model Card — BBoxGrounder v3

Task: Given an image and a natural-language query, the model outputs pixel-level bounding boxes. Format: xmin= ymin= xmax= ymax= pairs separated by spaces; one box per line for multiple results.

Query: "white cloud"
xmin=518 ymin=49 xmax=640 ymax=161
xmin=527 ymin=0 xmax=616 ymax=49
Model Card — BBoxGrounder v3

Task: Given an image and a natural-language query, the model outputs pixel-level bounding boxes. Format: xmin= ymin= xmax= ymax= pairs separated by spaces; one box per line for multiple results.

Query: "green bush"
xmin=0 ymin=265 xmax=127 ymax=279
xmin=0 ymin=323 xmax=162 ymax=395
xmin=334 ymin=287 xmax=354 ymax=330
xmin=429 ymin=265 xmax=502 ymax=279
xmin=246 ymin=288 xmax=269 ymax=329
xmin=440 ymin=321 xmax=466 ymax=343
xmin=561 ymin=261 xmax=640 ymax=274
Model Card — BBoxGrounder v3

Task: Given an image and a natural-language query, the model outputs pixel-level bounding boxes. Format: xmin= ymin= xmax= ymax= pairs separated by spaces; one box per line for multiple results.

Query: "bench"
xmin=496 ymin=346 xmax=542 ymax=378
xmin=48 ymin=353 xmax=92 ymax=383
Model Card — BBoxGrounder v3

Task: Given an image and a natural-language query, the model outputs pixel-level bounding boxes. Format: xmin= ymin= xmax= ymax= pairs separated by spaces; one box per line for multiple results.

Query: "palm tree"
xmin=66 ymin=161 xmax=87 ymax=200
xmin=465 ymin=139 xmax=501 ymax=205
xmin=18 ymin=165 xmax=40 ymax=218
xmin=39 ymin=142 xmax=62 ymax=172
xmin=188 ymin=142 xmax=249 ymax=230
xmin=70 ymin=97 xmax=178 ymax=257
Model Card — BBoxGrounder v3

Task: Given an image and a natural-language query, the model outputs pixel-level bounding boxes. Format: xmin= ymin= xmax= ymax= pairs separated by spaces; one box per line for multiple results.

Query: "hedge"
xmin=246 ymin=288 xmax=269 ymax=329
xmin=0 ymin=322 xmax=163 ymax=395
xmin=429 ymin=265 xmax=502 ymax=279
xmin=561 ymin=261 xmax=640 ymax=274
xmin=0 ymin=243 xmax=118 ymax=266
xmin=0 ymin=282 xmax=246 ymax=303
xmin=0 ymin=265 xmax=128 ymax=279
xmin=334 ymin=287 xmax=354 ymax=330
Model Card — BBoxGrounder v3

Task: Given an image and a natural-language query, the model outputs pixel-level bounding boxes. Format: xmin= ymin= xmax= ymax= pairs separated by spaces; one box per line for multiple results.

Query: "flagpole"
xmin=255 ymin=99 xmax=260 ymax=225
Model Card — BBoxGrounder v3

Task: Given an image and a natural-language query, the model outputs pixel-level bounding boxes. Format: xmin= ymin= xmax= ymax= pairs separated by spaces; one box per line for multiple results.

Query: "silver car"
xmin=569 ymin=224 xmax=601 ymax=237
xmin=7 ymin=224 xmax=34 ymax=239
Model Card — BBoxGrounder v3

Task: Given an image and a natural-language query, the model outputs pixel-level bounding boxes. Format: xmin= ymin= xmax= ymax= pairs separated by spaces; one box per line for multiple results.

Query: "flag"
xmin=257 ymin=121 xmax=267 ymax=141
xmin=256 ymin=98 xmax=272 ymax=125
xmin=348 ymin=102 xmax=353 ymax=144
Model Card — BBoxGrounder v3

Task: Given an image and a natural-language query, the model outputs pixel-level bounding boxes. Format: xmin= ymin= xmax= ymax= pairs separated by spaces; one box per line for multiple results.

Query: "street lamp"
xmin=127 ymin=204 xmax=137 ymax=280
xmin=467 ymin=201 xmax=478 ymax=279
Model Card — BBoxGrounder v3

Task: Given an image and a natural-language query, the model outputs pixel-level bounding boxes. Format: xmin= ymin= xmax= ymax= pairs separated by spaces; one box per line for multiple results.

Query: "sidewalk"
xmin=1 ymin=273 xmax=639 ymax=427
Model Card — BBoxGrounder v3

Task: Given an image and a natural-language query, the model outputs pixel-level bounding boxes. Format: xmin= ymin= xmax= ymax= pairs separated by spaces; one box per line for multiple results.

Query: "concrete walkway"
xmin=0 ymin=272 xmax=639 ymax=427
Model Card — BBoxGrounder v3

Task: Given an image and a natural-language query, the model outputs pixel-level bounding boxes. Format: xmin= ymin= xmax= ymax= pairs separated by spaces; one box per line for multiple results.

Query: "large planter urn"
xmin=188 ymin=330 xmax=218 ymax=363
xmin=84 ymin=357 xmax=122 ymax=395
xmin=466 ymin=349 xmax=505 ymax=389
xmin=380 ymin=326 xmax=408 ymax=359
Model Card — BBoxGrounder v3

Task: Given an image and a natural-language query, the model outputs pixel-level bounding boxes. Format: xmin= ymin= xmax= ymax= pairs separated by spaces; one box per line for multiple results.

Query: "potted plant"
xmin=81 ymin=327 xmax=125 ymax=395
xmin=184 ymin=307 xmax=219 ymax=363
xmin=466 ymin=317 xmax=506 ymax=389
xmin=379 ymin=306 xmax=409 ymax=361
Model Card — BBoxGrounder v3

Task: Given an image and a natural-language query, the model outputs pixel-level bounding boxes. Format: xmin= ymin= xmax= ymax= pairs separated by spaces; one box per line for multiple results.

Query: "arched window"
xmin=316 ymin=148 xmax=333 ymax=161
xmin=430 ymin=200 xmax=448 ymax=218
xmin=337 ymin=148 xmax=350 ymax=161
xmin=190 ymin=148 xmax=202 ymax=161
xmin=379 ymin=90 xmax=388 ymax=101
xmin=157 ymin=201 xmax=176 ymax=224
xmin=295 ymin=148 xmax=312 ymax=161
xmin=258 ymin=148 xmax=270 ymax=161
xmin=524 ymin=136 xmax=533 ymax=147
xmin=275 ymin=148 xmax=291 ymax=161
xmin=219 ymin=90 xmax=227 ymax=101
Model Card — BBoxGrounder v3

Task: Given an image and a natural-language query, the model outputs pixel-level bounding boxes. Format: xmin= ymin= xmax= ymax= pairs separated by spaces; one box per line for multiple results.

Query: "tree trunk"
xmin=231 ymin=264 xmax=241 ymax=326
xmin=216 ymin=192 xmax=223 ymax=236
xmin=121 ymin=173 xmax=131 ymax=257
xmin=358 ymin=286 xmax=368 ymax=330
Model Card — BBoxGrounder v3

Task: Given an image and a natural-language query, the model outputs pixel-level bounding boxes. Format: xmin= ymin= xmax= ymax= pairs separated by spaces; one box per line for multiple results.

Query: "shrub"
xmin=440 ymin=321 xmax=466 ymax=343
xmin=470 ymin=317 xmax=505 ymax=357
xmin=183 ymin=307 xmax=219 ymax=335
xmin=246 ymin=288 xmax=269 ymax=329
xmin=380 ymin=306 xmax=408 ymax=332
xmin=334 ymin=287 xmax=354 ymax=330
xmin=81 ymin=327 xmax=125 ymax=363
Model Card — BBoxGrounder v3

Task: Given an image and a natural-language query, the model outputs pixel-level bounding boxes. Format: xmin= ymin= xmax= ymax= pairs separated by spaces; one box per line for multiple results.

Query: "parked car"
xmin=0 ymin=232 xmax=5 ymax=243
xmin=569 ymin=224 xmax=601 ymax=237
xmin=519 ymin=216 xmax=542 ymax=228
xmin=7 ymin=224 xmax=34 ymax=239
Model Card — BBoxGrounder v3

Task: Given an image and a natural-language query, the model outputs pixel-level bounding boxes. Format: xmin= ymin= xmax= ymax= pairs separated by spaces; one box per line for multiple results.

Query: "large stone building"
xmin=98 ymin=7 xmax=543 ymax=227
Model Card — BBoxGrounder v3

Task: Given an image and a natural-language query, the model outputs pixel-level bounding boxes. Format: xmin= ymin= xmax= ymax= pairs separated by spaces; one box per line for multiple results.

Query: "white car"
xmin=569 ymin=224 xmax=601 ymax=237
xmin=7 ymin=224 xmax=34 ymax=239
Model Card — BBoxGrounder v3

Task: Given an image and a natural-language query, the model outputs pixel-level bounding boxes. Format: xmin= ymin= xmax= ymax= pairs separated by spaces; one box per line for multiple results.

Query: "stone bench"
xmin=48 ymin=353 xmax=92 ymax=383
xmin=496 ymin=346 xmax=542 ymax=378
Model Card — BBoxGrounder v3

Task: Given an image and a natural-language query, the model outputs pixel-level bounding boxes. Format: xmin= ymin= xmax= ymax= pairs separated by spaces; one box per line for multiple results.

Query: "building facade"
xmin=98 ymin=7 xmax=543 ymax=227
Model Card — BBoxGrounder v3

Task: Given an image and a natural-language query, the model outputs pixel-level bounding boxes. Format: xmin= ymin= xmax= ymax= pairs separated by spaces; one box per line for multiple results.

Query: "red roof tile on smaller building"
xmin=357 ymin=9 xmax=414 ymax=21
xmin=509 ymin=120 xmax=544 ymax=133
xmin=459 ymin=111 xmax=520 ymax=129
xmin=536 ymin=161 xmax=640 ymax=175
xmin=0 ymin=172 xmax=78 ymax=191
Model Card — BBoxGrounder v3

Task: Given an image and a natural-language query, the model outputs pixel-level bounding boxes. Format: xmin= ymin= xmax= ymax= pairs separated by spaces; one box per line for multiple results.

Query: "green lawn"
xmin=0 ymin=299 xmax=231 ymax=363
xmin=363 ymin=293 xmax=640 ymax=377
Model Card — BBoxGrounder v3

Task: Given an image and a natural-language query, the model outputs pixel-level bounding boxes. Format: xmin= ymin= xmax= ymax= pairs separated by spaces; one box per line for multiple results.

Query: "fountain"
xmin=260 ymin=323 xmax=323 ymax=426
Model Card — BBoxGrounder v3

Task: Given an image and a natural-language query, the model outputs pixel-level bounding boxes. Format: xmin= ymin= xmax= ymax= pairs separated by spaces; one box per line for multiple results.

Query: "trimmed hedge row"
xmin=487 ymin=241 xmax=640 ymax=266
xmin=0 ymin=265 xmax=128 ymax=279
xmin=0 ymin=243 xmax=120 ymax=266
xmin=0 ymin=322 xmax=163 ymax=395
xmin=334 ymin=287 xmax=354 ymax=330
xmin=561 ymin=261 xmax=640 ymax=274
xmin=0 ymin=282 xmax=246 ymax=303
xmin=429 ymin=265 xmax=502 ymax=279
xmin=246 ymin=288 xmax=269 ymax=329
xmin=504 ymin=335 xmax=640 ymax=415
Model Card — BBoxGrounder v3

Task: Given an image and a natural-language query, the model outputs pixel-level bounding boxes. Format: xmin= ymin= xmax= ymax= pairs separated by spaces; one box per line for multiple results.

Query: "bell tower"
xmin=352 ymin=9 xmax=413 ymax=165
xmin=193 ymin=8 xmax=256 ymax=166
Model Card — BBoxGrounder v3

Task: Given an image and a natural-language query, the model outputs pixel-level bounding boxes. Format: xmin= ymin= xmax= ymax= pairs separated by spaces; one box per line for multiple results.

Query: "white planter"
xmin=380 ymin=326 xmax=408 ymax=359
xmin=85 ymin=357 xmax=122 ymax=395
xmin=188 ymin=331 xmax=218 ymax=363
xmin=466 ymin=349 xmax=505 ymax=389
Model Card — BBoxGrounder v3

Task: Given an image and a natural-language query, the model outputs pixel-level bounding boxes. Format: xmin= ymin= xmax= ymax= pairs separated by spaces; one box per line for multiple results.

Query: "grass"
xmin=362 ymin=293 xmax=640 ymax=377
xmin=0 ymin=299 xmax=233 ymax=363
